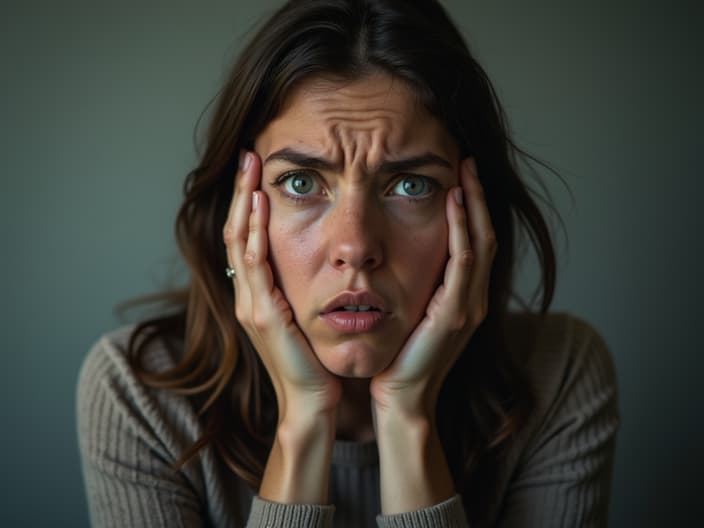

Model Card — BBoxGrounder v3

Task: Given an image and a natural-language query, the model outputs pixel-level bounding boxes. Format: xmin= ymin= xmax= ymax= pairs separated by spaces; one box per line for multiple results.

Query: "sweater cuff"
xmin=376 ymin=494 xmax=469 ymax=528
xmin=247 ymin=496 xmax=335 ymax=528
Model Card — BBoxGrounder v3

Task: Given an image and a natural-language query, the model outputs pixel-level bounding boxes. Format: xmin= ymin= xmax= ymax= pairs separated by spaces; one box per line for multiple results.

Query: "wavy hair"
xmin=127 ymin=0 xmax=558 ymax=524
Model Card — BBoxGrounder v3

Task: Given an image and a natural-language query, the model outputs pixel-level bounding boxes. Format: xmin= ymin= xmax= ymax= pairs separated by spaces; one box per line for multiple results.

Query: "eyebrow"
xmin=264 ymin=147 xmax=452 ymax=174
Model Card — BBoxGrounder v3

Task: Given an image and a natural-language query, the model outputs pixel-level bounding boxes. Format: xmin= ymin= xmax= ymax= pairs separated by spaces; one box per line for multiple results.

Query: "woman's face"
xmin=254 ymin=72 xmax=459 ymax=378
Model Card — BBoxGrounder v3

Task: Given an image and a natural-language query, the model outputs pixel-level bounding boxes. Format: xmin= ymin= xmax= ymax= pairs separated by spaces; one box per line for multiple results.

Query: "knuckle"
xmin=243 ymin=250 xmax=258 ymax=268
xmin=223 ymin=224 xmax=236 ymax=246
xmin=248 ymin=214 xmax=258 ymax=234
xmin=458 ymin=249 xmax=474 ymax=266
xmin=251 ymin=309 xmax=271 ymax=331
xmin=450 ymin=312 xmax=468 ymax=331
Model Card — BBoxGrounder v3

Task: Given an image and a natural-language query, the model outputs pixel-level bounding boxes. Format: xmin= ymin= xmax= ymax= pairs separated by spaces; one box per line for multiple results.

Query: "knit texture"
xmin=77 ymin=312 xmax=620 ymax=527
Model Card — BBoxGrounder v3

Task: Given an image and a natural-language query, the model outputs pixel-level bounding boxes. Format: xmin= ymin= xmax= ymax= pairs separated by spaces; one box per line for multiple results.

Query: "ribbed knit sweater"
xmin=77 ymin=312 xmax=620 ymax=527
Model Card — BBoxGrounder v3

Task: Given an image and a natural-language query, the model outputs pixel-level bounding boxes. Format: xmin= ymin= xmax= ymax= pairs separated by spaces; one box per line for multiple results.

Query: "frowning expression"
xmin=255 ymin=72 xmax=459 ymax=378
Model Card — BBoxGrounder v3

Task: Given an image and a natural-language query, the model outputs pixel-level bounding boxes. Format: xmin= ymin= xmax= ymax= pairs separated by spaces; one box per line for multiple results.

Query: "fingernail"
xmin=240 ymin=151 xmax=252 ymax=172
xmin=453 ymin=187 xmax=463 ymax=206
xmin=252 ymin=191 xmax=259 ymax=211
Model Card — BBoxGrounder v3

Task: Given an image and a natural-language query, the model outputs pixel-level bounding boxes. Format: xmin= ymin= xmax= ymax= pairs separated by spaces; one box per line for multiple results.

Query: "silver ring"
xmin=225 ymin=266 xmax=236 ymax=279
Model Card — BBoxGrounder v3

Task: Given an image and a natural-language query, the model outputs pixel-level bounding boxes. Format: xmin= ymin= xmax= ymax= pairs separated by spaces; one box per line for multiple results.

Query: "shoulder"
xmin=77 ymin=324 xmax=203 ymax=475
xmin=504 ymin=311 xmax=617 ymax=393
xmin=504 ymin=311 xmax=621 ymax=458
xmin=77 ymin=324 xmax=181 ymax=430
xmin=78 ymin=324 xmax=179 ymax=388
xmin=77 ymin=325 xmax=143 ymax=427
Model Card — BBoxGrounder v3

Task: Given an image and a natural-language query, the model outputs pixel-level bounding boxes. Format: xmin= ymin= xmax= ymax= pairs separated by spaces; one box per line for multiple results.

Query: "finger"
xmin=242 ymin=189 xmax=278 ymax=328
xmin=438 ymin=185 xmax=473 ymax=319
xmin=225 ymin=150 xmax=255 ymax=235
xmin=224 ymin=151 xmax=259 ymax=298
xmin=461 ymin=158 xmax=497 ymax=315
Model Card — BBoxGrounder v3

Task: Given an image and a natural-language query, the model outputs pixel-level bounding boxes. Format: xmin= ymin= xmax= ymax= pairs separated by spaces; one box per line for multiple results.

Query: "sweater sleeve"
xmin=77 ymin=335 xmax=206 ymax=527
xmin=496 ymin=315 xmax=621 ymax=527
xmin=376 ymin=494 xmax=469 ymax=528
xmin=246 ymin=497 xmax=335 ymax=528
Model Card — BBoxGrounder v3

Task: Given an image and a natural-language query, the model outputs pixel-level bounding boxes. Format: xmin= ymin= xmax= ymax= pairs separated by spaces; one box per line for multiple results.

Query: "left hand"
xmin=370 ymin=158 xmax=498 ymax=417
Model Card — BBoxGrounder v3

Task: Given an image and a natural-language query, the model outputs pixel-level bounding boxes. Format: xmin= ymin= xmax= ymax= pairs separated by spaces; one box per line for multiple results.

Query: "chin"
xmin=314 ymin=341 xmax=395 ymax=378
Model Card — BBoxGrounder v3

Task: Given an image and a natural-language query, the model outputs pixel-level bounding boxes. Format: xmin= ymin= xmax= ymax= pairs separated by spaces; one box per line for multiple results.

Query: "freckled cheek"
xmin=267 ymin=211 xmax=322 ymax=308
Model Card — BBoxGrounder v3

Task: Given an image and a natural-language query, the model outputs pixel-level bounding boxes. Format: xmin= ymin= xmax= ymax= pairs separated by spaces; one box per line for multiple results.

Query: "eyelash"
xmin=271 ymin=170 xmax=322 ymax=204
xmin=271 ymin=170 xmax=439 ymax=204
xmin=390 ymin=175 xmax=438 ymax=202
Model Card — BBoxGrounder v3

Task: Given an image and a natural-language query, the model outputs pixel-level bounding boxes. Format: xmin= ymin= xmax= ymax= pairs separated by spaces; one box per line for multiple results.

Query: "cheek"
xmin=390 ymin=215 xmax=448 ymax=311
xmin=267 ymin=210 xmax=320 ymax=307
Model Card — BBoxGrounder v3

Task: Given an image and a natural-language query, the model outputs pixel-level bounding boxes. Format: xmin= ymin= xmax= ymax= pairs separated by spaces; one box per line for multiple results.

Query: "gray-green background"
xmin=2 ymin=1 xmax=701 ymax=525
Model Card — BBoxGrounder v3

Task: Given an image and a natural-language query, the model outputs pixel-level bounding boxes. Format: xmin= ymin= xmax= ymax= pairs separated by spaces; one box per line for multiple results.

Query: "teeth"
xmin=341 ymin=305 xmax=373 ymax=312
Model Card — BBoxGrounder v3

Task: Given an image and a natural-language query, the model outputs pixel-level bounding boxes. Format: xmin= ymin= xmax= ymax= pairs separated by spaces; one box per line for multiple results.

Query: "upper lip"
xmin=321 ymin=290 xmax=387 ymax=314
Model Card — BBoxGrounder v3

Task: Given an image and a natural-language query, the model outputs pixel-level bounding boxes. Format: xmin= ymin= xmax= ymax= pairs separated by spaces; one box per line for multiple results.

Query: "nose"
xmin=325 ymin=194 xmax=384 ymax=272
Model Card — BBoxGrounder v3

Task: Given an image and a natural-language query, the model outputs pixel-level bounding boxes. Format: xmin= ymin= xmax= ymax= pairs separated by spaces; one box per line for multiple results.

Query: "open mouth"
xmin=332 ymin=305 xmax=381 ymax=312
xmin=321 ymin=304 xmax=387 ymax=333
xmin=321 ymin=290 xmax=387 ymax=320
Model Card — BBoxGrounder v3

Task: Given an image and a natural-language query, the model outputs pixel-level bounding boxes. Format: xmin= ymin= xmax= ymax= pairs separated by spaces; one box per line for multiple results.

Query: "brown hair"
xmin=128 ymin=0 xmax=558 ymax=524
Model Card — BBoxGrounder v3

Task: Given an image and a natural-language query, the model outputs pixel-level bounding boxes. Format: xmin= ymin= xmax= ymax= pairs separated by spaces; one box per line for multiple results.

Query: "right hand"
xmin=223 ymin=150 xmax=342 ymax=420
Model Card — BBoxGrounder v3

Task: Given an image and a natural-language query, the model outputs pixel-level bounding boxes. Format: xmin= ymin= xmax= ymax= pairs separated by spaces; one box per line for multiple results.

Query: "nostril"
xmin=329 ymin=242 xmax=383 ymax=271
xmin=365 ymin=256 xmax=380 ymax=268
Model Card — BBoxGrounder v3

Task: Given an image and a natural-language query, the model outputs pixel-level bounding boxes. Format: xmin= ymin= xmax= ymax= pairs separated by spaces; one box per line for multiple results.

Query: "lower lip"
xmin=320 ymin=311 xmax=387 ymax=333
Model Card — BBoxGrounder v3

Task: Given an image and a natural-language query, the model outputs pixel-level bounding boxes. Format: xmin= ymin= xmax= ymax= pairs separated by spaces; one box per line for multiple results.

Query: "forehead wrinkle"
xmin=321 ymin=114 xmax=401 ymax=174
xmin=316 ymin=99 xmax=406 ymax=119
xmin=258 ymin=74 xmax=457 ymax=177
xmin=314 ymin=83 xmax=403 ymax=104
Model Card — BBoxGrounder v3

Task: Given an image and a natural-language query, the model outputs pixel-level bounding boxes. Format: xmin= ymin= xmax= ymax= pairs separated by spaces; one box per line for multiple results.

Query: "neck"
xmin=335 ymin=378 xmax=375 ymax=442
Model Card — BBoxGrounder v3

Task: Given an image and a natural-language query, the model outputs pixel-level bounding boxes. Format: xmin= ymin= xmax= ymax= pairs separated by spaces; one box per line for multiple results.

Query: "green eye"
xmin=393 ymin=175 xmax=432 ymax=197
xmin=283 ymin=172 xmax=317 ymax=195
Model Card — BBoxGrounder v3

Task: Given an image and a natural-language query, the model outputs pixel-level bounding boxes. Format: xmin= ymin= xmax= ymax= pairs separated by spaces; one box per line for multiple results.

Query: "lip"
xmin=319 ymin=290 xmax=389 ymax=334
xmin=320 ymin=290 xmax=387 ymax=314
xmin=320 ymin=310 xmax=387 ymax=333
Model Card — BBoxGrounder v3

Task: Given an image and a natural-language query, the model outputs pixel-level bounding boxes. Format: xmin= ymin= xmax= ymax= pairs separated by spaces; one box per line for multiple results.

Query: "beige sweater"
xmin=77 ymin=312 xmax=620 ymax=527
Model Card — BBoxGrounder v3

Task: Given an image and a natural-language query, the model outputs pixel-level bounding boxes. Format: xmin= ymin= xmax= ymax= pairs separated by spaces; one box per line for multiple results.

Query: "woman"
xmin=78 ymin=1 xmax=620 ymax=526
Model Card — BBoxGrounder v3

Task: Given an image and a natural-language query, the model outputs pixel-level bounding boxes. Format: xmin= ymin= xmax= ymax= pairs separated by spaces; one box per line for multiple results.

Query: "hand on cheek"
xmin=368 ymin=158 xmax=497 ymax=515
xmin=223 ymin=151 xmax=347 ymax=504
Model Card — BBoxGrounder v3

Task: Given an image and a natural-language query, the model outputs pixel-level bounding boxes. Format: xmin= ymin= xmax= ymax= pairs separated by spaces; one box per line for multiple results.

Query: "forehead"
xmin=255 ymin=72 xmax=457 ymax=161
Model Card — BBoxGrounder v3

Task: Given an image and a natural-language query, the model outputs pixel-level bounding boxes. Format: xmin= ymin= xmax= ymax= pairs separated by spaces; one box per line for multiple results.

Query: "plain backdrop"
xmin=2 ymin=1 xmax=702 ymax=526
